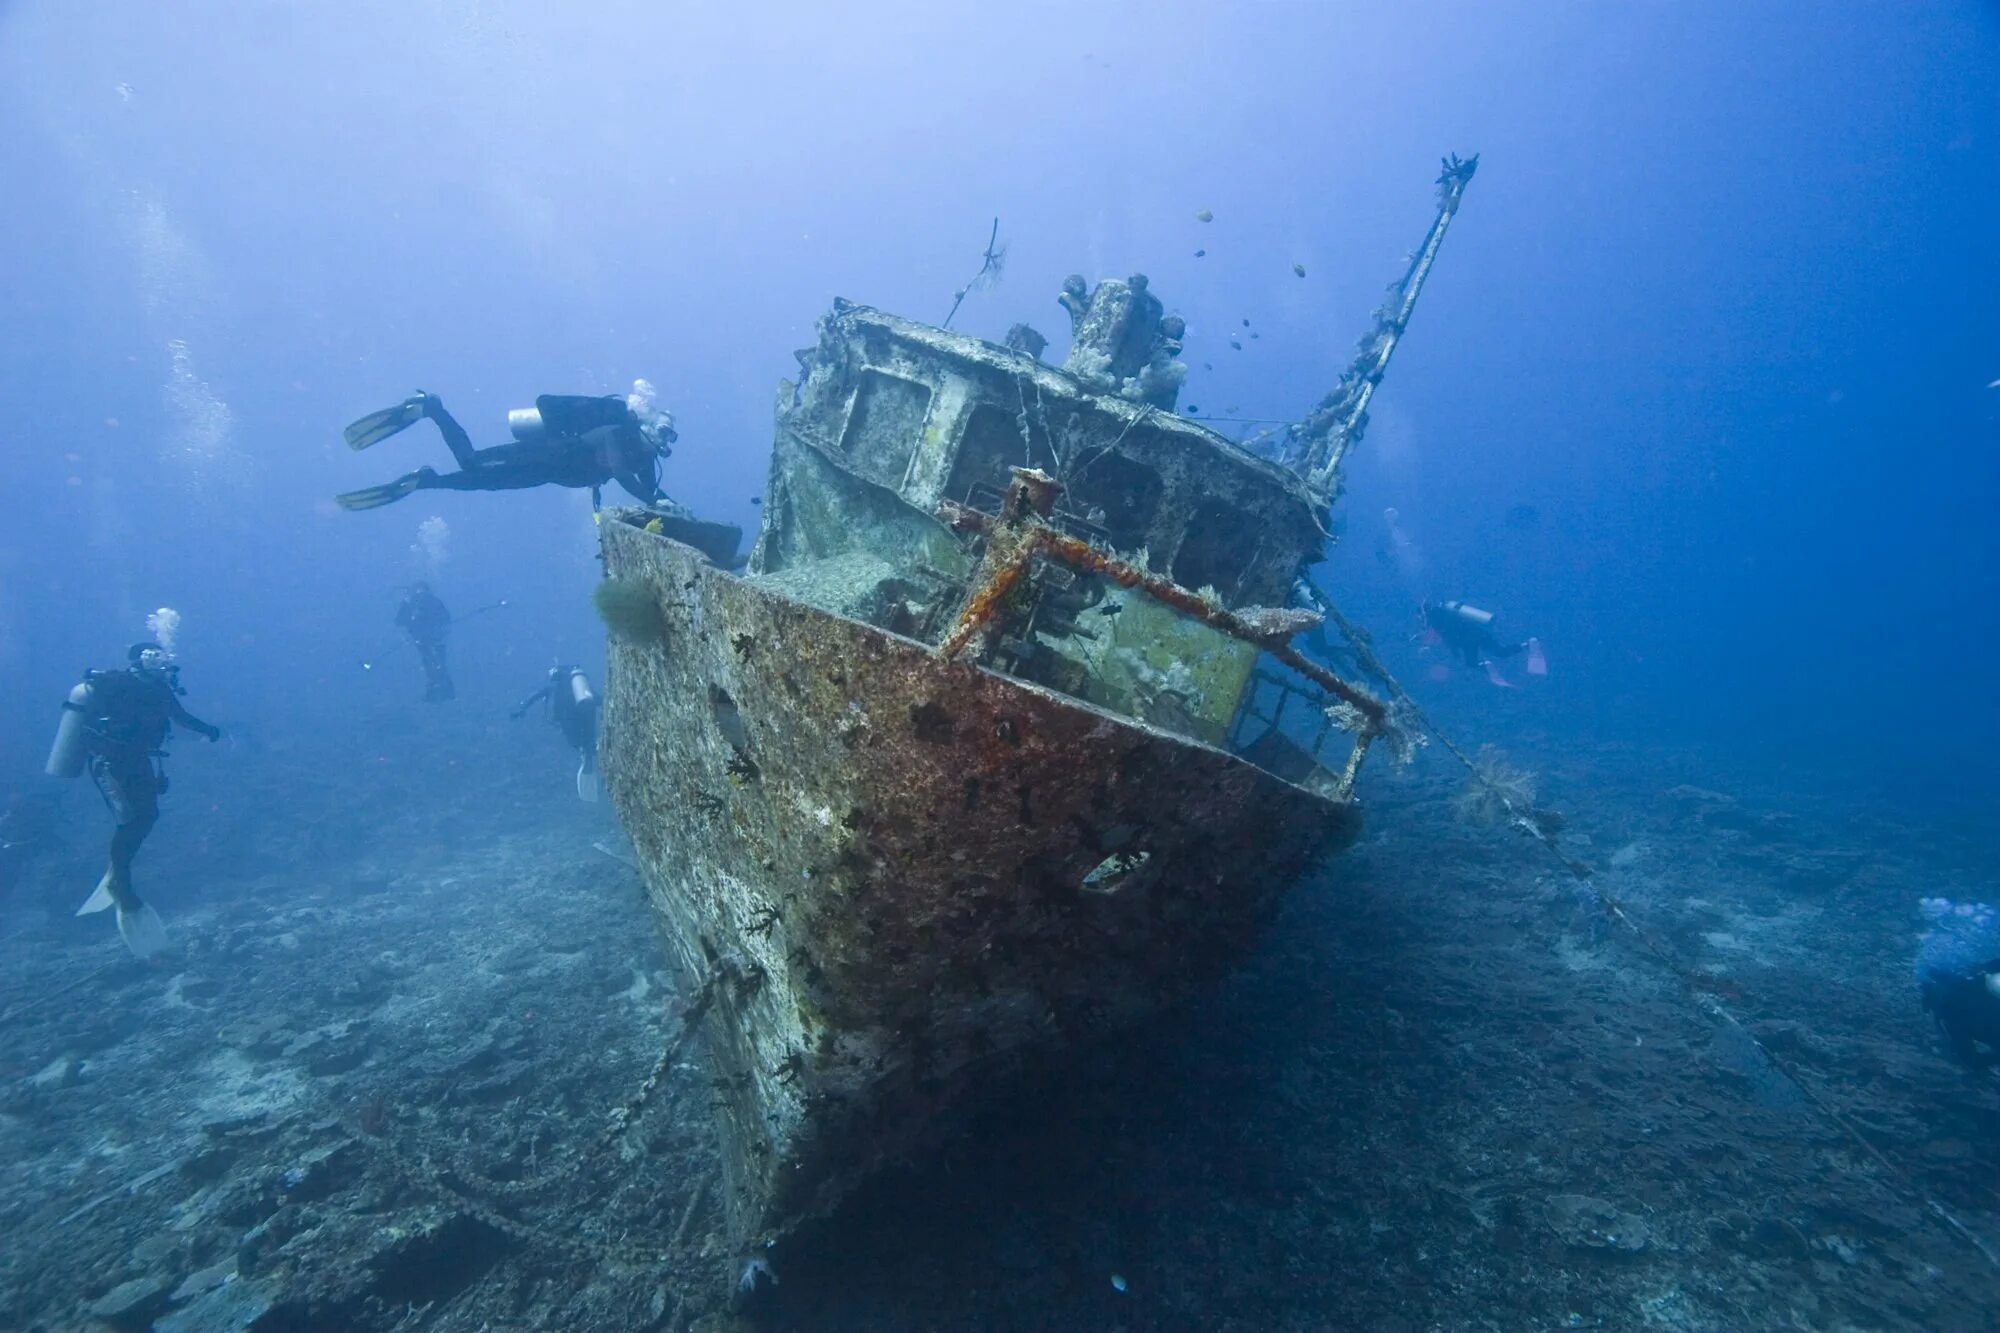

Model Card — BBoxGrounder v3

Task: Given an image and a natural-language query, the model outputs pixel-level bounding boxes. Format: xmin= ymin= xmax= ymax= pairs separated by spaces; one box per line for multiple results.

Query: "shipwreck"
xmin=596 ymin=157 xmax=1480 ymax=1279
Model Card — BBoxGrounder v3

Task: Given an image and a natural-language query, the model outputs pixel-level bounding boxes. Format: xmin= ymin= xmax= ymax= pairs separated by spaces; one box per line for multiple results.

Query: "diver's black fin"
xmin=335 ymin=473 xmax=425 ymax=511
xmin=342 ymin=398 xmax=427 ymax=451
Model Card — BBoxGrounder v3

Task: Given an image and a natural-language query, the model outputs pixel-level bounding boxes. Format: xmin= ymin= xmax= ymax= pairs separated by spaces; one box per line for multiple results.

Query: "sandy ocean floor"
xmin=1 ymin=722 xmax=1995 ymax=1331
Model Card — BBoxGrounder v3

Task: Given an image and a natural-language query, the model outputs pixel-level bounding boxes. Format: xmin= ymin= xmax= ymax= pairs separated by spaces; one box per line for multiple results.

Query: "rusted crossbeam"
xmin=937 ymin=469 xmax=1387 ymax=727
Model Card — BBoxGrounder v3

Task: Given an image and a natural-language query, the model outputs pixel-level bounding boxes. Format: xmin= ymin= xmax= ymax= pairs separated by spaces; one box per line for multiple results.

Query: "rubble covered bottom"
xmin=0 ymin=735 xmax=1994 ymax=1330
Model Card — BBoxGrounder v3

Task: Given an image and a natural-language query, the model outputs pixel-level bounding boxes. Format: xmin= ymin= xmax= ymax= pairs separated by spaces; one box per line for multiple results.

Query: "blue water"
xmin=3 ymin=4 xmax=1996 ymax=790
xmin=2 ymin=3 xmax=1998 ymax=1327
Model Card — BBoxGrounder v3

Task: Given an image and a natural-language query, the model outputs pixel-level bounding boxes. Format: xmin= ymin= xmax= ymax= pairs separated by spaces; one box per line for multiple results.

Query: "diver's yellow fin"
xmin=342 ymin=398 xmax=427 ymax=451
xmin=335 ymin=473 xmax=424 ymax=511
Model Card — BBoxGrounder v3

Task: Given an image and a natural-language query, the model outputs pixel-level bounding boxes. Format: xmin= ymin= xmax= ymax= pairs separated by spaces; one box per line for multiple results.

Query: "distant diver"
xmin=336 ymin=380 xmax=676 ymax=511
xmin=44 ymin=644 xmax=222 ymax=957
xmin=1917 ymin=898 xmax=2000 ymax=1070
xmin=511 ymin=665 xmax=601 ymax=802
xmin=1421 ymin=599 xmax=1547 ymax=686
xmin=396 ymin=582 xmax=456 ymax=703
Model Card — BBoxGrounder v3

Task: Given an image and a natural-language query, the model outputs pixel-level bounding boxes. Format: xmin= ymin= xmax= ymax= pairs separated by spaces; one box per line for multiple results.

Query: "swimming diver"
xmin=1422 ymin=599 xmax=1547 ymax=683
xmin=1918 ymin=899 xmax=2000 ymax=1071
xmin=44 ymin=643 xmax=221 ymax=957
xmin=1924 ymin=962 xmax=2000 ymax=1070
xmin=335 ymin=383 xmax=676 ymax=511
xmin=396 ymin=582 xmax=456 ymax=703
xmin=511 ymin=665 xmax=601 ymax=801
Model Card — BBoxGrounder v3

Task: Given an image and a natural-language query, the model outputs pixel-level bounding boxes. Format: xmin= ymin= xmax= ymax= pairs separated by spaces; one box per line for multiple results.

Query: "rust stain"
xmin=939 ymin=468 xmax=1386 ymax=726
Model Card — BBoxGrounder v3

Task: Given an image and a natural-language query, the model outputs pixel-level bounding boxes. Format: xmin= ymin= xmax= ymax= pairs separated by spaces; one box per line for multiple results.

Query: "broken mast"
xmin=1291 ymin=153 xmax=1479 ymax=501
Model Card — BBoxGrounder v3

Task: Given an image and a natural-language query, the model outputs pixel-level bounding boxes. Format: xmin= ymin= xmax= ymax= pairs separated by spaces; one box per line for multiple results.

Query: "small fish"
xmin=1241 ymin=318 xmax=1250 ymax=327
xmin=1229 ymin=339 xmax=1242 ymax=350
xmin=1110 ymin=1274 xmax=1128 ymax=1293
xmin=1194 ymin=208 xmax=1213 ymax=223
xmin=1202 ymin=362 xmax=1213 ymax=370
xmin=750 ymin=496 xmax=762 ymax=505
xmin=1292 ymin=262 xmax=1307 ymax=278
xmin=1250 ymin=332 xmax=1260 ymax=339
xmin=1194 ymin=249 xmax=1205 ymax=258
xmin=1187 ymin=404 xmax=1200 ymax=414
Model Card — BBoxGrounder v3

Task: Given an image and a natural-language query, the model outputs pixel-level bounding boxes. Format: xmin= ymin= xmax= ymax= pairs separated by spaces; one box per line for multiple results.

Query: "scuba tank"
xmin=565 ymin=667 xmax=602 ymax=803
xmin=507 ymin=407 xmax=546 ymax=442
xmin=511 ymin=394 xmax=631 ymax=442
xmin=44 ymin=680 xmax=96 ymax=778
xmin=1442 ymin=600 xmax=1495 ymax=627
xmin=557 ymin=667 xmax=600 ymax=750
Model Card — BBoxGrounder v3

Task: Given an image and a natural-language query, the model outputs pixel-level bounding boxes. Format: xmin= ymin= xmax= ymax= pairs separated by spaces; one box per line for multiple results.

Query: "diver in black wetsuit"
xmin=44 ymin=644 xmax=221 ymax=956
xmin=1423 ymin=599 xmax=1532 ymax=668
xmin=1432 ymin=596 xmax=1552 ymax=668
xmin=1917 ymin=900 xmax=2000 ymax=1071
xmin=336 ymin=388 xmax=675 ymax=511
xmin=1924 ymin=964 xmax=2000 ymax=1069
xmin=396 ymin=582 xmax=455 ymax=703
xmin=511 ymin=665 xmax=601 ymax=802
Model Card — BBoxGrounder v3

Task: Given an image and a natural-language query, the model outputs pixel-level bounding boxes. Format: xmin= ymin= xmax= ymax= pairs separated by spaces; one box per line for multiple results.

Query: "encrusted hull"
xmin=599 ymin=521 xmax=1358 ymax=1252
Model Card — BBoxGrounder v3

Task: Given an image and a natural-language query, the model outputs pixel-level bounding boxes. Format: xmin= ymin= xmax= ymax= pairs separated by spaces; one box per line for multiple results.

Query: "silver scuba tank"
xmin=568 ymin=668 xmax=595 ymax=708
xmin=507 ymin=407 xmax=546 ymax=442
xmin=45 ymin=682 xmax=94 ymax=778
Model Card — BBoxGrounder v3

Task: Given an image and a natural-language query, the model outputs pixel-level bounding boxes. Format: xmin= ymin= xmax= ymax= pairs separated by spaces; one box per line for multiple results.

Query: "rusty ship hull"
xmin=598 ymin=520 xmax=1357 ymax=1254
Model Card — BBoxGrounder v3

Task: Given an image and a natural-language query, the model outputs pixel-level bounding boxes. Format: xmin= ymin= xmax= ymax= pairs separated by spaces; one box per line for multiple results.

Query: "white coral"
xmin=1064 ymin=345 xmax=1114 ymax=388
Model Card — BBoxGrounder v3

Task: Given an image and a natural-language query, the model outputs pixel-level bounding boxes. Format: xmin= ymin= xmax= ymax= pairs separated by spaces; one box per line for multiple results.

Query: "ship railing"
xmin=937 ymin=468 xmax=1387 ymax=800
xmin=1228 ymin=667 xmax=1369 ymax=801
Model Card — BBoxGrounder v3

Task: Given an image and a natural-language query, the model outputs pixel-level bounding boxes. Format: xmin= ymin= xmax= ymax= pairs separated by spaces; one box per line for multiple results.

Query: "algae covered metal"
xmin=597 ymin=161 xmax=1474 ymax=1269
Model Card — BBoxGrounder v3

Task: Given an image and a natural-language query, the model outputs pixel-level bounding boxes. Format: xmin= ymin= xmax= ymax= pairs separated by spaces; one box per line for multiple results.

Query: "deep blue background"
xmin=2 ymin=2 xmax=1995 ymax=813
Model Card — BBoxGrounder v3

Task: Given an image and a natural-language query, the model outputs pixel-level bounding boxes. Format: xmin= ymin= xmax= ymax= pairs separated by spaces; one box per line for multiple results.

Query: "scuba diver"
xmin=335 ymin=380 xmax=676 ymax=512
xmin=1918 ymin=898 xmax=2000 ymax=1071
xmin=44 ymin=643 xmax=221 ymax=957
xmin=511 ymin=665 xmax=601 ymax=802
xmin=396 ymin=582 xmax=455 ymax=703
xmin=1421 ymin=599 xmax=1547 ymax=684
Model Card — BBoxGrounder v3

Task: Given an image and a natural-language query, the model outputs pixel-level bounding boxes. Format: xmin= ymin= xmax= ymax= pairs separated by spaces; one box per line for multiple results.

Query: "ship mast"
xmin=1291 ymin=153 xmax=1478 ymax=502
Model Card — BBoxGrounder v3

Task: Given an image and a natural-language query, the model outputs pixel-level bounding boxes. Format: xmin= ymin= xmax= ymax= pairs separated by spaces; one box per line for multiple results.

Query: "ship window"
xmin=1066 ymin=451 xmax=1162 ymax=548
xmin=945 ymin=403 xmax=1057 ymax=511
xmin=1171 ymin=499 xmax=1258 ymax=600
xmin=840 ymin=371 xmax=933 ymax=488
